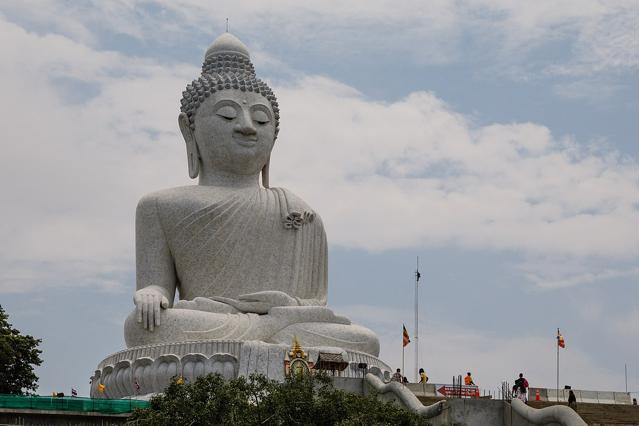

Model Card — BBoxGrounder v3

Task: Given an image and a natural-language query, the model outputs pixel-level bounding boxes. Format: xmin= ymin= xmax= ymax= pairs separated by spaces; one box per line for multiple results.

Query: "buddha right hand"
xmin=133 ymin=286 xmax=169 ymax=331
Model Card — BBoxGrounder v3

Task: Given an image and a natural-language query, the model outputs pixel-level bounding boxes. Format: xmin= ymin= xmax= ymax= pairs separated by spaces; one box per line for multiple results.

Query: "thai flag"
xmin=71 ymin=388 xmax=78 ymax=397
xmin=402 ymin=324 xmax=411 ymax=347
xmin=557 ymin=329 xmax=565 ymax=348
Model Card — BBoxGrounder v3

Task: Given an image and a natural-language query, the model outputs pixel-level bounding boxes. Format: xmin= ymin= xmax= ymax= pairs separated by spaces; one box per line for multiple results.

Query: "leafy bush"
xmin=0 ymin=305 xmax=42 ymax=395
xmin=130 ymin=372 xmax=430 ymax=425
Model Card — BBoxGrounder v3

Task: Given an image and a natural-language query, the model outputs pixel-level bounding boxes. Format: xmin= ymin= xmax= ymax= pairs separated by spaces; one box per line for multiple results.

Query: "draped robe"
xmin=161 ymin=186 xmax=327 ymax=304
xmin=125 ymin=185 xmax=379 ymax=355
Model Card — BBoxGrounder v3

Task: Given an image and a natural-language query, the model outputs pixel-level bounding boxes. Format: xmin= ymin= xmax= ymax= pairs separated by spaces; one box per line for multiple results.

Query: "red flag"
xmin=557 ymin=329 xmax=565 ymax=348
xmin=403 ymin=324 xmax=411 ymax=347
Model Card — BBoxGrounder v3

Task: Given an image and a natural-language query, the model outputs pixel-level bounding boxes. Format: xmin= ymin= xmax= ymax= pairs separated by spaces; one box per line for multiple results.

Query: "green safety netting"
xmin=0 ymin=394 xmax=149 ymax=414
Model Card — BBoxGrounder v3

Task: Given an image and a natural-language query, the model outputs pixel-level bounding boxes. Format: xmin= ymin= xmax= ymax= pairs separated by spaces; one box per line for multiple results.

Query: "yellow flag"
xmin=98 ymin=383 xmax=106 ymax=393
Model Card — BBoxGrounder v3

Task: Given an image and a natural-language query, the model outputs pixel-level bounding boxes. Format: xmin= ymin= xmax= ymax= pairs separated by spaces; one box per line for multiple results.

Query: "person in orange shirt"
xmin=464 ymin=372 xmax=475 ymax=386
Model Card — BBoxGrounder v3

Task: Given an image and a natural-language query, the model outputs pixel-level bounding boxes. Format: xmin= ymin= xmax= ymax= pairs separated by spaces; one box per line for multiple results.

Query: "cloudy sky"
xmin=1 ymin=1 xmax=638 ymax=397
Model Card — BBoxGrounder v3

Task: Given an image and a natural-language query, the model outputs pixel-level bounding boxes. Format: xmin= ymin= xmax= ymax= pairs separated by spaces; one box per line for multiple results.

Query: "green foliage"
xmin=0 ymin=305 xmax=43 ymax=395
xmin=130 ymin=372 xmax=430 ymax=426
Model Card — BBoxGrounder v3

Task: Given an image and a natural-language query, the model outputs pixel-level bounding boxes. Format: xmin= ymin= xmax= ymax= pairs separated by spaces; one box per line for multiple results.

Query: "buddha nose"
xmin=234 ymin=113 xmax=257 ymax=136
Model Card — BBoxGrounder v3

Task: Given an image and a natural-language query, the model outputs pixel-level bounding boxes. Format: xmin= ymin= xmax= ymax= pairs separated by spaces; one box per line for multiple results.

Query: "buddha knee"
xmin=124 ymin=308 xmax=241 ymax=348
xmin=268 ymin=322 xmax=380 ymax=357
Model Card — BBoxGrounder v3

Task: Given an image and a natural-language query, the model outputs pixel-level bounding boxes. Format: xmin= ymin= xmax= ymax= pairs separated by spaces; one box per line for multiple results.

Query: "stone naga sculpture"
xmin=123 ymin=33 xmax=379 ymax=357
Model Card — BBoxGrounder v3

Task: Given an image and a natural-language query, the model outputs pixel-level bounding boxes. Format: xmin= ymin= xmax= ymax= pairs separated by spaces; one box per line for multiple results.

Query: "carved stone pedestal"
xmin=90 ymin=340 xmax=391 ymax=399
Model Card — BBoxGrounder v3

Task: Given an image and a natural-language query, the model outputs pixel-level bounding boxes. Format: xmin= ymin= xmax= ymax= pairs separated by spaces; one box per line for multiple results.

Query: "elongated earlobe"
xmin=261 ymin=156 xmax=270 ymax=188
xmin=178 ymin=113 xmax=200 ymax=179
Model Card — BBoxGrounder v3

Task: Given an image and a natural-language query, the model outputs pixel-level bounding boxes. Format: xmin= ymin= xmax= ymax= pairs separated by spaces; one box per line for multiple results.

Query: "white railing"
xmin=532 ymin=387 xmax=632 ymax=405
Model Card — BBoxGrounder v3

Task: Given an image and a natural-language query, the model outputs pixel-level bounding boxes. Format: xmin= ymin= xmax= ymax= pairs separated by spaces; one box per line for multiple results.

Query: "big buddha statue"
xmin=125 ymin=33 xmax=378 ymax=354
xmin=91 ymin=33 xmax=386 ymax=398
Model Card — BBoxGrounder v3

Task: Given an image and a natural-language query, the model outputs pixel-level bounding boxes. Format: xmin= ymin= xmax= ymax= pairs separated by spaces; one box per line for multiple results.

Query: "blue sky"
xmin=1 ymin=1 xmax=638 ymax=397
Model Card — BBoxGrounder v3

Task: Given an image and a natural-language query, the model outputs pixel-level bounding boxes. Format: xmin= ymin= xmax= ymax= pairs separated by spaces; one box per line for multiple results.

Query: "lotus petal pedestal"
xmin=91 ymin=340 xmax=391 ymax=399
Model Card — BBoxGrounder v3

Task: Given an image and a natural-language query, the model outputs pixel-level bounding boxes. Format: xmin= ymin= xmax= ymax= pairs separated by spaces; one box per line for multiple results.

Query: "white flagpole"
xmin=402 ymin=327 xmax=405 ymax=386
xmin=557 ymin=328 xmax=560 ymax=402
xmin=414 ymin=256 xmax=419 ymax=383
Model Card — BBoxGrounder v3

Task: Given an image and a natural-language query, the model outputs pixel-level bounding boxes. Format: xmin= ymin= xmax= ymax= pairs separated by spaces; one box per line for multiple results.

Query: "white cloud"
xmin=1 ymin=13 xmax=638 ymax=295
xmin=272 ymin=76 xmax=639 ymax=257
xmin=0 ymin=16 xmax=193 ymax=292
xmin=546 ymin=2 xmax=639 ymax=76
xmin=525 ymin=266 xmax=639 ymax=289
xmin=4 ymin=0 xmax=639 ymax=77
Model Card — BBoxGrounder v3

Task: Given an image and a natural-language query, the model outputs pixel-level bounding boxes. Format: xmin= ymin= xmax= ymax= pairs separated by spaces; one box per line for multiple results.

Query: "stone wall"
xmin=429 ymin=398 xmax=505 ymax=426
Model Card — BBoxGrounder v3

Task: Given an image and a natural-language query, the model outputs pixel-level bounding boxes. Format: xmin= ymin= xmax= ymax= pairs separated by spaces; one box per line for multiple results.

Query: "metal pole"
xmin=415 ymin=256 xmax=419 ymax=382
xmin=557 ymin=328 xmax=559 ymax=402
xmin=625 ymin=364 xmax=628 ymax=393
xmin=402 ymin=342 xmax=405 ymax=386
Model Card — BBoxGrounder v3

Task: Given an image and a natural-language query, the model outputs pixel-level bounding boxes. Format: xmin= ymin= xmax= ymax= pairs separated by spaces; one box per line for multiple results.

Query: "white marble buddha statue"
xmin=123 ymin=33 xmax=379 ymax=356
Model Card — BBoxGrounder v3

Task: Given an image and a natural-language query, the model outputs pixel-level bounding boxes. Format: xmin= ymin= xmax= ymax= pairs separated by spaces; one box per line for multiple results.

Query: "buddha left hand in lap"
xmin=123 ymin=33 xmax=379 ymax=356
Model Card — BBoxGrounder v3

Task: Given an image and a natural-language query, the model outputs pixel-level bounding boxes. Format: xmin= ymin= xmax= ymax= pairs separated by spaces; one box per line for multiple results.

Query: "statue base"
xmin=90 ymin=340 xmax=391 ymax=398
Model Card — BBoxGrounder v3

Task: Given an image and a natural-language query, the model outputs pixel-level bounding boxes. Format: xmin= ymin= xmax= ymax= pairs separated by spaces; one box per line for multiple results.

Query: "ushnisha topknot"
xmin=180 ymin=33 xmax=280 ymax=138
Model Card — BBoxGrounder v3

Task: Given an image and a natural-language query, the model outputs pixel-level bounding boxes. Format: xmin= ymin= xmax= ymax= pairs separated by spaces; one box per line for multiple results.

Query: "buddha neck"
xmin=198 ymin=168 xmax=260 ymax=189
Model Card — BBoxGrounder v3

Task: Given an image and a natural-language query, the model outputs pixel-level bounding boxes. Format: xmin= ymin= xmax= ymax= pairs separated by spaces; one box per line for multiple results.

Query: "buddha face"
xmin=192 ymin=90 xmax=276 ymax=176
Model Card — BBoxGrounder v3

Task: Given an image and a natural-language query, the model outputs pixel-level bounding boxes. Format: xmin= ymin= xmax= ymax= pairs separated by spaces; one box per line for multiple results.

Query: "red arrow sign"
xmin=437 ymin=385 xmax=479 ymax=397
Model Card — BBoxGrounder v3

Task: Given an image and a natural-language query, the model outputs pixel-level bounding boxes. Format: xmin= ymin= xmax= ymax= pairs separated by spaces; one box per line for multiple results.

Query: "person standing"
xmin=419 ymin=368 xmax=429 ymax=383
xmin=568 ymin=390 xmax=577 ymax=408
xmin=464 ymin=372 xmax=475 ymax=386
xmin=391 ymin=368 xmax=403 ymax=382
xmin=513 ymin=373 xmax=529 ymax=402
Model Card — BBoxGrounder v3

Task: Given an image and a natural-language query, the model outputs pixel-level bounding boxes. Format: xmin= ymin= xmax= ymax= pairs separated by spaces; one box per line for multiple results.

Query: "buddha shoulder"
xmin=136 ymin=185 xmax=323 ymax=229
xmin=135 ymin=186 xmax=227 ymax=224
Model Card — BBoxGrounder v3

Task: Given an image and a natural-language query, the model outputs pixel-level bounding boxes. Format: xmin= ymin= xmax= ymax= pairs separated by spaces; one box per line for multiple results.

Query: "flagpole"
xmin=556 ymin=328 xmax=560 ymax=402
xmin=402 ymin=333 xmax=405 ymax=386
xmin=414 ymin=256 xmax=419 ymax=383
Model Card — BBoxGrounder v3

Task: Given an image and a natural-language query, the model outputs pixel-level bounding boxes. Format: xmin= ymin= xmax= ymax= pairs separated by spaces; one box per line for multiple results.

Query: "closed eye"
xmin=216 ymin=105 xmax=237 ymax=120
xmin=252 ymin=110 xmax=270 ymax=125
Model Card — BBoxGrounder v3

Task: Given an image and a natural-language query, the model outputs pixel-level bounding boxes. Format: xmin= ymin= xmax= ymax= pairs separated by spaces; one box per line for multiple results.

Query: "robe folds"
xmin=153 ymin=185 xmax=328 ymax=305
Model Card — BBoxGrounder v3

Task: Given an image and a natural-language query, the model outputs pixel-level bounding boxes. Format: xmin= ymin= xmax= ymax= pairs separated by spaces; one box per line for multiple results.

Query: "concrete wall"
xmin=426 ymin=399 xmax=504 ymax=426
xmin=332 ymin=377 xmax=365 ymax=395
xmin=404 ymin=383 xmax=438 ymax=397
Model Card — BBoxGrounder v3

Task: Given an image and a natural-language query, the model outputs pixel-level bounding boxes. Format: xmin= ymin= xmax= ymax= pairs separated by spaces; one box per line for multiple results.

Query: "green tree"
xmin=0 ymin=305 xmax=43 ymax=395
xmin=130 ymin=372 xmax=430 ymax=426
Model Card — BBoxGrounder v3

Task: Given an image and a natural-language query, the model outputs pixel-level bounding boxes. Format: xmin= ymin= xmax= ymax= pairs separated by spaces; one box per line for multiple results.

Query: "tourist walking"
xmin=512 ymin=373 xmax=529 ymax=402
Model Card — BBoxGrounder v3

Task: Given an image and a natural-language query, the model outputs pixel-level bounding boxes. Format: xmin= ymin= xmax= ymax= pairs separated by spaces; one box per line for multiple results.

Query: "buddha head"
xmin=178 ymin=33 xmax=280 ymax=187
